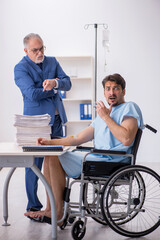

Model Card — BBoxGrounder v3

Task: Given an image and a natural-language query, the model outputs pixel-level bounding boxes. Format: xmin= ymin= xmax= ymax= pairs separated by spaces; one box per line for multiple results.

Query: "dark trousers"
xmin=25 ymin=115 xmax=63 ymax=210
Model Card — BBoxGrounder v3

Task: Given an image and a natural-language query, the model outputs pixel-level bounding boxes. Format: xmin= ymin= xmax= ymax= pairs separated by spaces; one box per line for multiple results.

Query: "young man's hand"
xmin=36 ymin=137 xmax=51 ymax=145
xmin=96 ymin=100 xmax=112 ymax=120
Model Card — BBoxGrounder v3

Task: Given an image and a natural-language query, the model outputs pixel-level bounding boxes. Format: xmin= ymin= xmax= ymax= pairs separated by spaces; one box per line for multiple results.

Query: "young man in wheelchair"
xmin=24 ymin=73 xmax=143 ymax=226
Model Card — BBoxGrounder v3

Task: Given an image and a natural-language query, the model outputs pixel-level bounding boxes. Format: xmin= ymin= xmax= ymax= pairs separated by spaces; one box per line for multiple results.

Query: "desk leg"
xmin=31 ymin=164 xmax=57 ymax=240
xmin=2 ymin=167 xmax=16 ymax=226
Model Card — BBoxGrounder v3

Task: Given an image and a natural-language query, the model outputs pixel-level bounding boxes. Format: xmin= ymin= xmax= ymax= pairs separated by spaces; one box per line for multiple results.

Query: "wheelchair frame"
xmin=61 ymin=124 xmax=159 ymax=240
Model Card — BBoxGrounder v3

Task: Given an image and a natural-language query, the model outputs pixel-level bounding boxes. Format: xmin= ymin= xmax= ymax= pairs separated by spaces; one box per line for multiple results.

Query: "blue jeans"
xmin=25 ymin=115 xmax=63 ymax=210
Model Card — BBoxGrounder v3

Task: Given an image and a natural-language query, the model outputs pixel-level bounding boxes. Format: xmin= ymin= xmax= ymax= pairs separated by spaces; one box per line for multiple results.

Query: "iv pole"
xmin=84 ymin=23 xmax=108 ymax=118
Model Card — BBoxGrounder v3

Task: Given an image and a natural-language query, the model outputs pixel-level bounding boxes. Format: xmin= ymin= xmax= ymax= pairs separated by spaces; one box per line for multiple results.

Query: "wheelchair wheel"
xmin=101 ymin=165 xmax=160 ymax=238
xmin=71 ymin=220 xmax=86 ymax=240
xmin=83 ymin=181 xmax=107 ymax=225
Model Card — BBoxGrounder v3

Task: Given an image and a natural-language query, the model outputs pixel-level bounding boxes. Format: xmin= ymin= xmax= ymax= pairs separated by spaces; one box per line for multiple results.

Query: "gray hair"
xmin=23 ymin=33 xmax=43 ymax=48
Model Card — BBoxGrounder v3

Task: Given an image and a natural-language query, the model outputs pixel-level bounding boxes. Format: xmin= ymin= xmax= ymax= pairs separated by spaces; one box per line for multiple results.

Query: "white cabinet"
xmin=56 ymin=56 xmax=94 ymax=136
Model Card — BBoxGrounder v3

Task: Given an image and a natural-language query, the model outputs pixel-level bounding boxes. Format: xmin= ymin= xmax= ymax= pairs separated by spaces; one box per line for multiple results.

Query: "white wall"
xmin=0 ymin=0 xmax=160 ymax=162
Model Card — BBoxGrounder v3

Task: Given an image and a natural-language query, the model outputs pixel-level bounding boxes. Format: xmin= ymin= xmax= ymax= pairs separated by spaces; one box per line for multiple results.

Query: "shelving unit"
xmin=56 ymin=56 xmax=94 ymax=136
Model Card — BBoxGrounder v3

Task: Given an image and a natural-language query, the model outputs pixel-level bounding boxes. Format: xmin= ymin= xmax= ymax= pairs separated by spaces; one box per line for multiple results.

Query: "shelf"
xmin=66 ymin=120 xmax=92 ymax=124
xmin=70 ymin=77 xmax=92 ymax=81
xmin=63 ymin=99 xmax=91 ymax=102
xmin=57 ymin=56 xmax=93 ymax=61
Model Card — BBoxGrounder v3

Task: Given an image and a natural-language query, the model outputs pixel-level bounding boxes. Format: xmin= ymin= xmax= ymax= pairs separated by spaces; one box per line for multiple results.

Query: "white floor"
xmin=0 ymin=163 xmax=160 ymax=240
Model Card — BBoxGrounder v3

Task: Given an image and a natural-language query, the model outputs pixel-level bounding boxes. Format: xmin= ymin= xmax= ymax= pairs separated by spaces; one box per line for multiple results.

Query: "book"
xmin=84 ymin=104 xmax=88 ymax=119
xmin=62 ymin=125 xmax=67 ymax=137
xmin=80 ymin=104 xmax=85 ymax=120
xmin=88 ymin=103 xmax=92 ymax=120
xmin=22 ymin=145 xmax=63 ymax=152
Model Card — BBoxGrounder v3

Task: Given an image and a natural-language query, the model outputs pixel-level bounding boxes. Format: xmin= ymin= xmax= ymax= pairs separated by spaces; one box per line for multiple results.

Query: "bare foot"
xmin=24 ymin=209 xmax=64 ymax=226
xmin=24 ymin=210 xmax=51 ymax=218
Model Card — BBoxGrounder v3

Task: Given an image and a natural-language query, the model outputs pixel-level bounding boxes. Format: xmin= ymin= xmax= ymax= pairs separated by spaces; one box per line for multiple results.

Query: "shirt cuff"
xmin=53 ymin=79 xmax=59 ymax=94
xmin=55 ymin=79 xmax=59 ymax=88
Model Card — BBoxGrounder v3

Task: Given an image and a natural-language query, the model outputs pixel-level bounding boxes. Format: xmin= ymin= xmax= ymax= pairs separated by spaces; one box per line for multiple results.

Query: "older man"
xmin=14 ymin=33 xmax=71 ymax=212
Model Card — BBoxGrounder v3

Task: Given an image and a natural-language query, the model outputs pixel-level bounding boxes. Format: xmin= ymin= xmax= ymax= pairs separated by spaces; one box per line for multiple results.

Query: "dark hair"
xmin=102 ymin=73 xmax=126 ymax=90
xmin=23 ymin=33 xmax=43 ymax=48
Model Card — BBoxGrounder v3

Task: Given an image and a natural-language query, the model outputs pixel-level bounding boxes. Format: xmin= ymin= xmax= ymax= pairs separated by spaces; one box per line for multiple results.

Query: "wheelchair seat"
xmin=79 ymin=128 xmax=142 ymax=178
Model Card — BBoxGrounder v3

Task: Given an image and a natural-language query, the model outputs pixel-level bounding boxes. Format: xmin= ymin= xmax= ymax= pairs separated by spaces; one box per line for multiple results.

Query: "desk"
xmin=0 ymin=142 xmax=69 ymax=240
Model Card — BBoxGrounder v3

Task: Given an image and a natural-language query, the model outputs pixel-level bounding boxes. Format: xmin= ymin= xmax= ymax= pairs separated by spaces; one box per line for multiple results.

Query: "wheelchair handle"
xmin=145 ymin=124 xmax=157 ymax=133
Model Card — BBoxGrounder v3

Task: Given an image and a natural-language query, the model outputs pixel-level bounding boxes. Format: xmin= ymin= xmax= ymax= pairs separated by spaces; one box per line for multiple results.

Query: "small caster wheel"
xmin=71 ymin=220 xmax=86 ymax=240
xmin=68 ymin=216 xmax=76 ymax=224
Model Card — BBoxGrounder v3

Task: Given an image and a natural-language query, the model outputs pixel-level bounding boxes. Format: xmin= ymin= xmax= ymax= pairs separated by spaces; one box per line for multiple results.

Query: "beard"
xmin=109 ymin=102 xmax=118 ymax=107
xmin=108 ymin=95 xmax=118 ymax=106
xmin=108 ymin=98 xmax=124 ymax=107
xmin=35 ymin=55 xmax=44 ymax=64
xmin=108 ymin=95 xmax=125 ymax=107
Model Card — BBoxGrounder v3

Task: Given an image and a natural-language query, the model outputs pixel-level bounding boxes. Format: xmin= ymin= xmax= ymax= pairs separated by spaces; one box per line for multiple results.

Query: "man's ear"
xmin=24 ymin=48 xmax=28 ymax=55
xmin=123 ymin=88 xmax=126 ymax=96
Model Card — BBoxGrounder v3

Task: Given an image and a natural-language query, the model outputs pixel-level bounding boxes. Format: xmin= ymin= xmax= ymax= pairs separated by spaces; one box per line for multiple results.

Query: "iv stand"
xmin=84 ymin=23 xmax=108 ymax=118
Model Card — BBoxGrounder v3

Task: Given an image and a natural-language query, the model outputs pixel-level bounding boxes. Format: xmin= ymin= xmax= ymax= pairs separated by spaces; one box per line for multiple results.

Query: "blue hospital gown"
xmin=58 ymin=102 xmax=143 ymax=178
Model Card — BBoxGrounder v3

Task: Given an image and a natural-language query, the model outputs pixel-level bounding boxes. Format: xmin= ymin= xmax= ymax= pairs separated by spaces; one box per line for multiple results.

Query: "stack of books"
xmin=14 ymin=114 xmax=51 ymax=146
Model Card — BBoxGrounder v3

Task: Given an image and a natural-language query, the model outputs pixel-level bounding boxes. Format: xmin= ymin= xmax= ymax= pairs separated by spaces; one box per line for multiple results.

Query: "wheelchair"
xmin=61 ymin=124 xmax=159 ymax=240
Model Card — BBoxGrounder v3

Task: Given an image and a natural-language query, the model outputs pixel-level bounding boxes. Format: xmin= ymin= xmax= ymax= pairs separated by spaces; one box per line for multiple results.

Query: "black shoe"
xmin=27 ymin=207 xmax=40 ymax=212
xmin=41 ymin=216 xmax=51 ymax=224
xmin=27 ymin=214 xmax=51 ymax=224
xmin=27 ymin=207 xmax=43 ymax=223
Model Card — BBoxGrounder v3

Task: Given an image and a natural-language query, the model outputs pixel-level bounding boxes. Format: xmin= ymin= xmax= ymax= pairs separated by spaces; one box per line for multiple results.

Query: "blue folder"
xmin=22 ymin=145 xmax=63 ymax=152
xmin=80 ymin=103 xmax=92 ymax=120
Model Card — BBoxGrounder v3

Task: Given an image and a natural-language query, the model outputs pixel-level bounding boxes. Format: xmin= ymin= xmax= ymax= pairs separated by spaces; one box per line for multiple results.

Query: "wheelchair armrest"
xmin=91 ymin=148 xmax=126 ymax=155
xmin=74 ymin=147 xmax=127 ymax=155
xmin=74 ymin=146 xmax=94 ymax=152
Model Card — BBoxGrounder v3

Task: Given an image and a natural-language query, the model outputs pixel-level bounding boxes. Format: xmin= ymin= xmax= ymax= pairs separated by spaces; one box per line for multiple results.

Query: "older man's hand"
xmin=43 ymin=79 xmax=57 ymax=91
